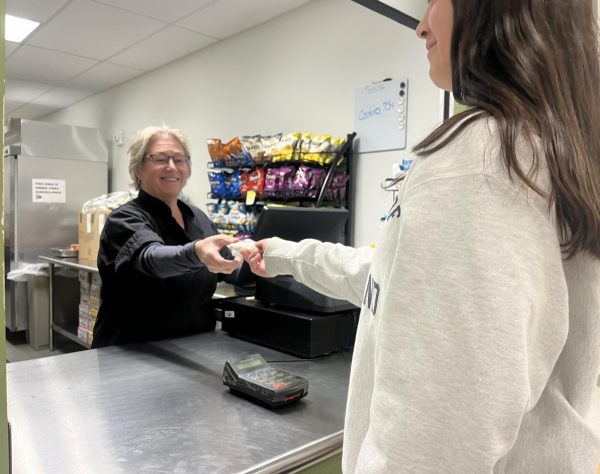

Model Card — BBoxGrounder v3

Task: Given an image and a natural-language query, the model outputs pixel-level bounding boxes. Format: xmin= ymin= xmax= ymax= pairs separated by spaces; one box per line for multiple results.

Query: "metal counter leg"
xmin=48 ymin=262 xmax=54 ymax=351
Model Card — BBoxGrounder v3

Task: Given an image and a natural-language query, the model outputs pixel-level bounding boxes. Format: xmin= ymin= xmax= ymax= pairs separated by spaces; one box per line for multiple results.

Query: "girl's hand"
xmin=239 ymin=239 xmax=270 ymax=278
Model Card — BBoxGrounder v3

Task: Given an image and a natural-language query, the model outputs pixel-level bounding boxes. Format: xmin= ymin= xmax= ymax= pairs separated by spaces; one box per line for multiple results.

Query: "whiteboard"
xmin=354 ymin=78 xmax=408 ymax=153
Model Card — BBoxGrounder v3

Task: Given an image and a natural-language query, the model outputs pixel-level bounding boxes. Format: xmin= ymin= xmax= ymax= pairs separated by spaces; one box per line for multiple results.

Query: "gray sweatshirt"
xmin=262 ymin=118 xmax=600 ymax=473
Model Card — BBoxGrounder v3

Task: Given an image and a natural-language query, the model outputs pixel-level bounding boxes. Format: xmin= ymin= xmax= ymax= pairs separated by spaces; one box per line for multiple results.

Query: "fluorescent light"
xmin=6 ymin=14 xmax=40 ymax=43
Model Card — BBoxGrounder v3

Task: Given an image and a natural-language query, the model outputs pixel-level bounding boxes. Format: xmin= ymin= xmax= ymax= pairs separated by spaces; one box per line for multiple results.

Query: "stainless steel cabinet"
xmin=4 ymin=118 xmax=108 ymax=332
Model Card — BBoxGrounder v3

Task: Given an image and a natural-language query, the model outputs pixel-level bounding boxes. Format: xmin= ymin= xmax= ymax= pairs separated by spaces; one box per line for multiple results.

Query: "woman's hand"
xmin=239 ymin=239 xmax=270 ymax=278
xmin=194 ymin=235 xmax=241 ymax=274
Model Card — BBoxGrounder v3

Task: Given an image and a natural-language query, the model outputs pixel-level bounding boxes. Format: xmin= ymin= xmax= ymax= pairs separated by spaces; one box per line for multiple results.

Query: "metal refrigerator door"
xmin=4 ymin=155 xmax=107 ymax=332
xmin=15 ymin=154 xmax=107 ymax=263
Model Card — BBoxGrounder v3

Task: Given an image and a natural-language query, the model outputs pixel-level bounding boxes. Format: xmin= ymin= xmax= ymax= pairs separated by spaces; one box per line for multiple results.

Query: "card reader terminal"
xmin=223 ymin=354 xmax=308 ymax=408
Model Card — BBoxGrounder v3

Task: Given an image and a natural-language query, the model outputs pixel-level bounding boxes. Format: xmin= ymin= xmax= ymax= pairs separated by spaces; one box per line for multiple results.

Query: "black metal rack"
xmin=206 ymin=132 xmax=356 ymax=246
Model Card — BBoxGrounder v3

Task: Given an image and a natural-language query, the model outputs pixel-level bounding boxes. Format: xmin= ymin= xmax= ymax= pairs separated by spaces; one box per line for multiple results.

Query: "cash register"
xmin=220 ymin=206 xmax=359 ymax=358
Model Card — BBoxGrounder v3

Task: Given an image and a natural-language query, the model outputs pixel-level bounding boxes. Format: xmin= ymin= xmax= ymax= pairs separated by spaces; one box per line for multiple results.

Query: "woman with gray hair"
xmin=92 ymin=125 xmax=240 ymax=348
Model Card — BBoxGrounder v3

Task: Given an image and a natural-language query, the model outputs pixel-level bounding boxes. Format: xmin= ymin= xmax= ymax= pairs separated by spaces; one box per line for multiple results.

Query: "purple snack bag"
xmin=263 ymin=168 xmax=279 ymax=197
xmin=328 ymin=172 xmax=349 ymax=202
xmin=307 ymin=168 xmax=326 ymax=198
xmin=290 ymin=165 xmax=311 ymax=198
xmin=276 ymin=165 xmax=296 ymax=198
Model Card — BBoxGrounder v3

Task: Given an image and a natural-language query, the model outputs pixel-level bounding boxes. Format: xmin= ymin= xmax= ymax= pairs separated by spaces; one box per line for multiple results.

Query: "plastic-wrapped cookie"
xmin=227 ymin=239 xmax=258 ymax=257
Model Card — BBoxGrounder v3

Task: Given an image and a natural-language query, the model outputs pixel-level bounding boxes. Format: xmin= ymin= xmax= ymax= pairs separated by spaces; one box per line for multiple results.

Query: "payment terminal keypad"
xmin=223 ymin=354 xmax=309 ymax=407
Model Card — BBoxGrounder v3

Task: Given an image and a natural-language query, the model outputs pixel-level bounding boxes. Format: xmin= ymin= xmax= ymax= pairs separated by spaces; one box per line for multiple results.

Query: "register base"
xmin=218 ymin=297 xmax=358 ymax=359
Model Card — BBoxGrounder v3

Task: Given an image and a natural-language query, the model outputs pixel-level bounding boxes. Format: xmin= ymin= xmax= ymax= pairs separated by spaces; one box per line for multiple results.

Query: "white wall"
xmin=44 ymin=0 xmax=442 ymax=247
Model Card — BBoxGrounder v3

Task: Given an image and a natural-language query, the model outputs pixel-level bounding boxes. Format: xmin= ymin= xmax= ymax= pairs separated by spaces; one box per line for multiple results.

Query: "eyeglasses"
xmin=144 ymin=154 xmax=190 ymax=167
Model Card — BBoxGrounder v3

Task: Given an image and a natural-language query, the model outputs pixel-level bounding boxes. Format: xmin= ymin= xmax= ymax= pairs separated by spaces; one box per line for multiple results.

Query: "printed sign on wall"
xmin=354 ymin=78 xmax=408 ymax=153
xmin=32 ymin=178 xmax=66 ymax=203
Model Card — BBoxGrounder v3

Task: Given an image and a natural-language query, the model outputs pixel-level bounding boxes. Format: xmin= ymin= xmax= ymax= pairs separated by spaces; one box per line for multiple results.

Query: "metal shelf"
xmin=39 ymin=255 xmax=98 ymax=350
xmin=206 ymin=132 xmax=356 ymax=246
xmin=52 ymin=320 xmax=90 ymax=349
xmin=38 ymin=255 xmax=98 ymax=273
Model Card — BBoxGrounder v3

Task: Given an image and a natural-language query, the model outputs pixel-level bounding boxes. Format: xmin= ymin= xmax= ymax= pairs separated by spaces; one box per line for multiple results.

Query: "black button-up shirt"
xmin=92 ymin=190 xmax=224 ymax=347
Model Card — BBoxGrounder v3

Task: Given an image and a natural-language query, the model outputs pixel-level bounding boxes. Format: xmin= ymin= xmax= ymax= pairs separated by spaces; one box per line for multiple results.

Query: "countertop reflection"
xmin=7 ymin=330 xmax=352 ymax=474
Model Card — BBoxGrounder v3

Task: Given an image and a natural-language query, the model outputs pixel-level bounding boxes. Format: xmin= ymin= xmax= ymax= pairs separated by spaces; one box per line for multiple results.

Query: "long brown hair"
xmin=414 ymin=0 xmax=600 ymax=259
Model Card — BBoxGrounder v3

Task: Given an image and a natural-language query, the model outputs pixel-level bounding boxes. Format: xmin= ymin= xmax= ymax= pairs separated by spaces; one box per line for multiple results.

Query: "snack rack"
xmin=206 ymin=132 xmax=356 ymax=246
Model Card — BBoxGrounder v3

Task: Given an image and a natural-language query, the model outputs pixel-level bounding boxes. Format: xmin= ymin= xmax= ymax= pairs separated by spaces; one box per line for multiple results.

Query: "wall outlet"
xmin=113 ymin=129 xmax=124 ymax=147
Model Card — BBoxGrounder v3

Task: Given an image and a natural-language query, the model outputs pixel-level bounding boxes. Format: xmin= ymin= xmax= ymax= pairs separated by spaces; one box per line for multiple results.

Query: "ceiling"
xmin=5 ymin=0 xmax=312 ymax=120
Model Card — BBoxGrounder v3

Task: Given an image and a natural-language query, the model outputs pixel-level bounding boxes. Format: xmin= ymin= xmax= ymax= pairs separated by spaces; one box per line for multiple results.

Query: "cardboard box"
xmin=88 ymin=305 xmax=99 ymax=319
xmin=91 ymin=272 xmax=102 ymax=285
xmin=79 ymin=210 xmax=109 ymax=262
xmin=77 ymin=326 xmax=92 ymax=345
xmin=79 ymin=302 xmax=90 ymax=319
xmin=79 ymin=314 xmax=90 ymax=330
xmin=79 ymin=270 xmax=92 ymax=285
xmin=90 ymin=282 xmax=101 ymax=299
xmin=80 ymin=281 xmax=90 ymax=304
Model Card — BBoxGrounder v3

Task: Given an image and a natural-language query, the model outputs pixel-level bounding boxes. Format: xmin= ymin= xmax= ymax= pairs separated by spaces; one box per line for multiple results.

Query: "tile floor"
xmin=5 ymin=328 xmax=85 ymax=363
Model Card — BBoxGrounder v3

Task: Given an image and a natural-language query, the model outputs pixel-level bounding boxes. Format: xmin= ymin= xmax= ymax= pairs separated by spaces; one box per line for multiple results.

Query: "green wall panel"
xmin=1 ymin=1 xmax=8 ymax=472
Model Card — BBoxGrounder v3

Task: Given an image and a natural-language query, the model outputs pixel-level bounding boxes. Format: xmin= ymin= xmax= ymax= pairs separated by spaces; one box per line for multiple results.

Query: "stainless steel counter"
xmin=38 ymin=255 xmax=98 ymax=272
xmin=7 ymin=331 xmax=352 ymax=473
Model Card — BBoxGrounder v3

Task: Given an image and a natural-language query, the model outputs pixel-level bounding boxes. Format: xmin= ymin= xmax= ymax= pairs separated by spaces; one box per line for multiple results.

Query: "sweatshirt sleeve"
xmin=345 ymin=171 xmax=569 ymax=473
xmin=262 ymin=238 xmax=374 ymax=307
